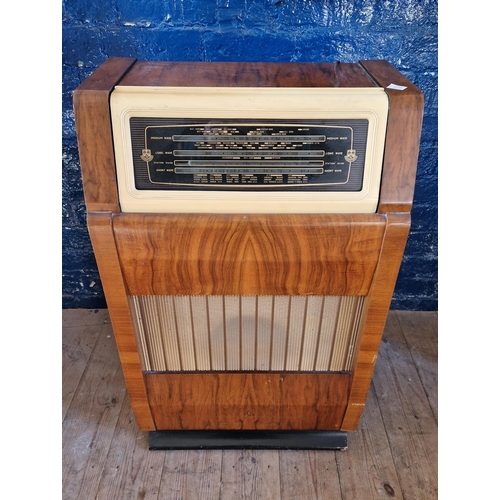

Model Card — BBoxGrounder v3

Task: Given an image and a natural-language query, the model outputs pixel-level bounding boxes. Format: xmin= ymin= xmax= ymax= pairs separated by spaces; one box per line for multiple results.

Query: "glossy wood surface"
xmin=341 ymin=213 xmax=411 ymax=431
xmin=73 ymin=57 xmax=136 ymax=212
xmin=74 ymin=59 xmax=422 ymax=434
xmin=118 ymin=61 xmax=378 ymax=88
xmin=113 ymin=213 xmax=386 ymax=297
xmin=86 ymin=212 xmax=155 ymax=430
xmin=144 ymin=372 xmax=351 ymax=430
xmin=360 ymin=60 xmax=424 ymax=213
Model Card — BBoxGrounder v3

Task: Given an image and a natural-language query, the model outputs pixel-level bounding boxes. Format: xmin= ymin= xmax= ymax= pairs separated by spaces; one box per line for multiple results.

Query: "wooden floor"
xmin=62 ymin=309 xmax=437 ymax=500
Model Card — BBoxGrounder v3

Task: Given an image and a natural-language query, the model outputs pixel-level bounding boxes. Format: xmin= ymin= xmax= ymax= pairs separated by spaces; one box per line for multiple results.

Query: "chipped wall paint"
xmin=62 ymin=0 xmax=438 ymax=310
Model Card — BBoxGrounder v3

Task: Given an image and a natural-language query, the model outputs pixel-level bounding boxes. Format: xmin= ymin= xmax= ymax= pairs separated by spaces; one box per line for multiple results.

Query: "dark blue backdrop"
xmin=62 ymin=0 xmax=438 ymax=310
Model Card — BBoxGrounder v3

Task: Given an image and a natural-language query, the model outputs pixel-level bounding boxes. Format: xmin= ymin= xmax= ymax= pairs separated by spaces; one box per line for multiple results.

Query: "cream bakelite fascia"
xmin=110 ymin=86 xmax=389 ymax=214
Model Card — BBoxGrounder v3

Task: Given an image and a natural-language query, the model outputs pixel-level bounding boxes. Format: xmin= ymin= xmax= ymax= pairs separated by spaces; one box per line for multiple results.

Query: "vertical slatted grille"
xmin=129 ymin=295 xmax=365 ymax=372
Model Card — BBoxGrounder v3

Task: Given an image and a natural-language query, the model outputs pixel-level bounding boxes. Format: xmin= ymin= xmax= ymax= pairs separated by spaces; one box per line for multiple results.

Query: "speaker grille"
xmin=129 ymin=295 xmax=364 ymax=372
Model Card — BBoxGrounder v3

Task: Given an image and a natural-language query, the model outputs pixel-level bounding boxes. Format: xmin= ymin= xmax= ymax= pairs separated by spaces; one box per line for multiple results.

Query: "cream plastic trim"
xmin=110 ymin=86 xmax=389 ymax=214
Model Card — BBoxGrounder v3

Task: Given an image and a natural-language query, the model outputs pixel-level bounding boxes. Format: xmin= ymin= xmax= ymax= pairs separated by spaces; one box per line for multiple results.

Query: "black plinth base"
xmin=148 ymin=430 xmax=348 ymax=450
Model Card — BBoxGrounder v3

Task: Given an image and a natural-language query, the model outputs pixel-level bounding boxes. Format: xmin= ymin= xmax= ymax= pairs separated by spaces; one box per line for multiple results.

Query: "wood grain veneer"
xmin=341 ymin=213 xmax=411 ymax=431
xmin=74 ymin=59 xmax=423 ymax=435
xmin=360 ymin=60 xmax=424 ymax=213
xmin=112 ymin=213 xmax=386 ymax=297
xmin=117 ymin=61 xmax=378 ymax=88
xmin=144 ymin=372 xmax=351 ymax=430
xmin=86 ymin=212 xmax=155 ymax=431
xmin=73 ymin=57 xmax=136 ymax=212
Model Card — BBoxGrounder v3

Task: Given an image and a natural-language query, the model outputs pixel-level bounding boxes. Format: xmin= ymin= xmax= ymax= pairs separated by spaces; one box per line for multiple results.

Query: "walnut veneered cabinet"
xmin=73 ymin=58 xmax=423 ymax=450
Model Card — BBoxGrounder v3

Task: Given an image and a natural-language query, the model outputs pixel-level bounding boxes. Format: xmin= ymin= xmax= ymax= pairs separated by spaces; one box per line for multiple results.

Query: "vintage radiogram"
xmin=74 ymin=59 xmax=423 ymax=449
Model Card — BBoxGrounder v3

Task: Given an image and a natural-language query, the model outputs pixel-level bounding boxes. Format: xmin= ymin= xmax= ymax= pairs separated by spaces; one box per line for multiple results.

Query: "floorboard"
xmin=336 ymin=389 xmax=404 ymax=499
xmin=221 ymin=450 xmax=280 ymax=500
xmin=62 ymin=309 xmax=437 ymax=500
xmin=372 ymin=312 xmax=438 ymax=499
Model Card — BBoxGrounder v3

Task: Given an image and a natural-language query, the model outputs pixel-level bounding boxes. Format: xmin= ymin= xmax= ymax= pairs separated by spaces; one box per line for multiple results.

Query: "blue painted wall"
xmin=62 ymin=0 xmax=438 ymax=310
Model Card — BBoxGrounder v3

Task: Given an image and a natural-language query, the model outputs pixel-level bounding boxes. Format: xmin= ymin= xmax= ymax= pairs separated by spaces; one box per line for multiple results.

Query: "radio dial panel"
xmin=131 ymin=119 xmax=367 ymax=191
xmin=110 ymin=86 xmax=389 ymax=213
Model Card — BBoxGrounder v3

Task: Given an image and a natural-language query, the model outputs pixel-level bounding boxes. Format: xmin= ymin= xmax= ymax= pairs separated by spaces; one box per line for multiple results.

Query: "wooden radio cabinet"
xmin=73 ymin=58 xmax=423 ymax=449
